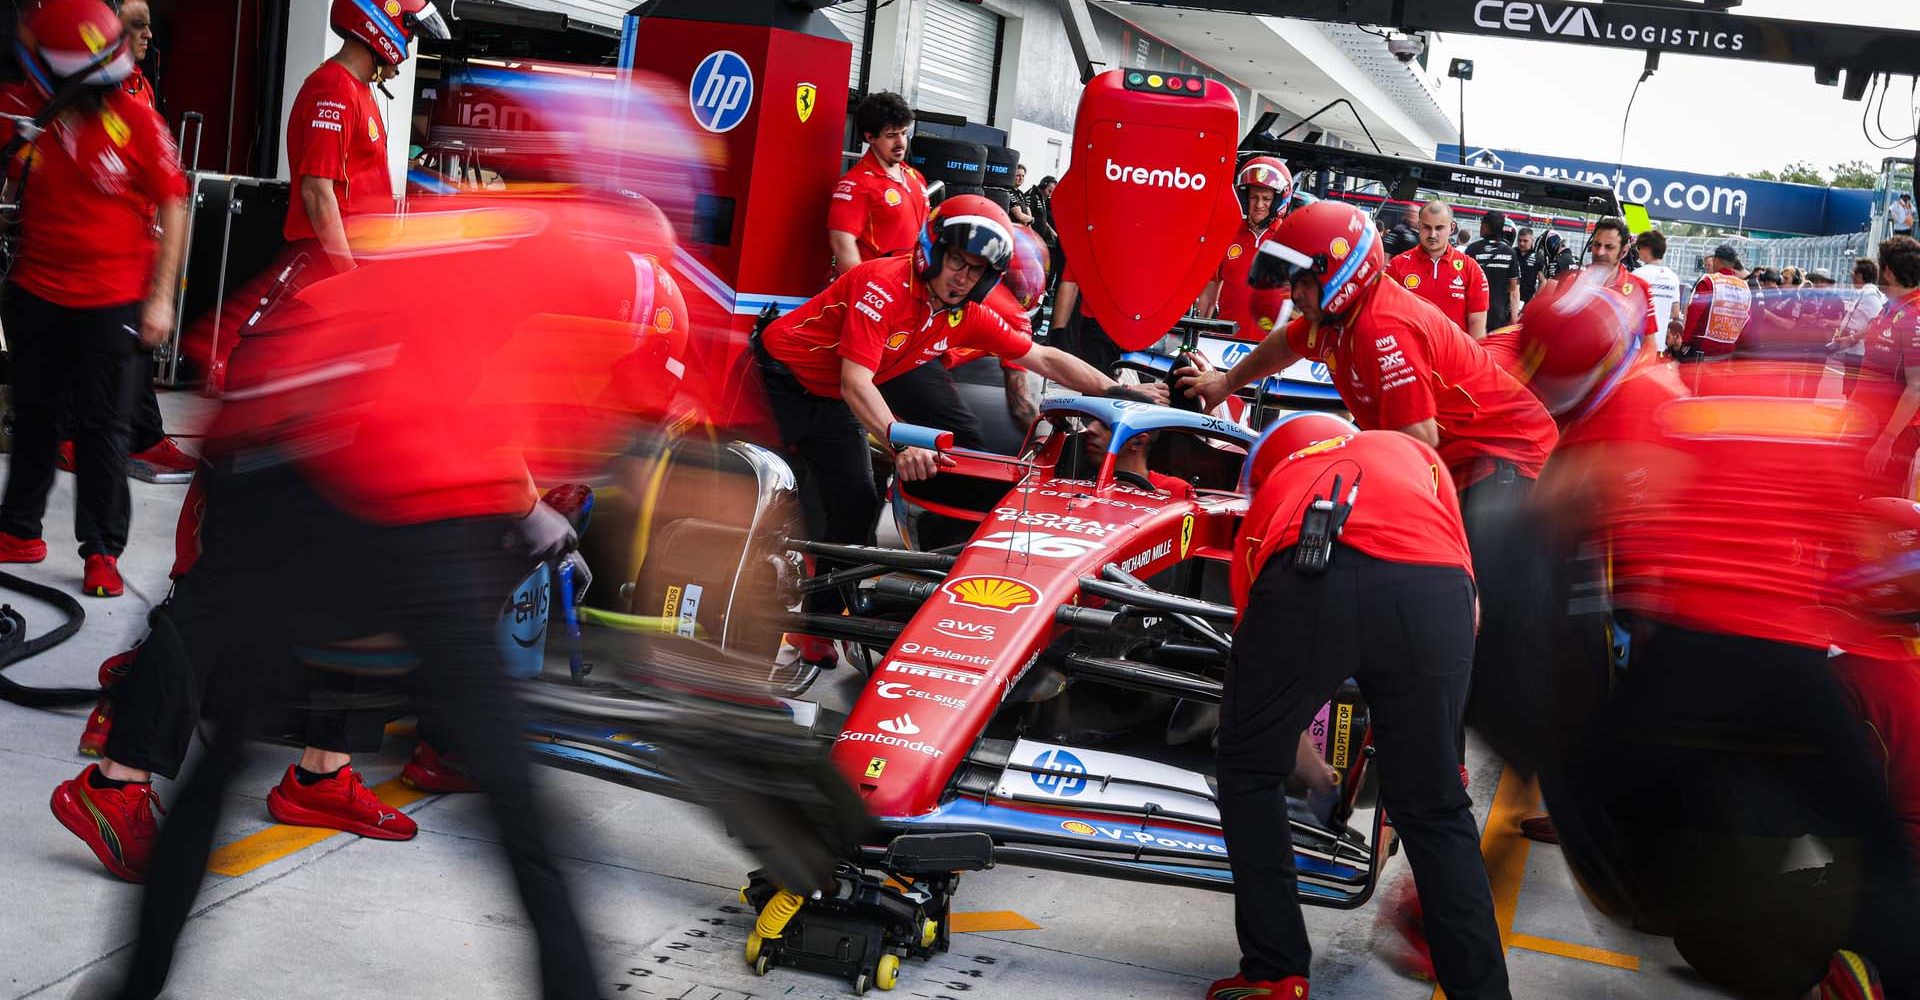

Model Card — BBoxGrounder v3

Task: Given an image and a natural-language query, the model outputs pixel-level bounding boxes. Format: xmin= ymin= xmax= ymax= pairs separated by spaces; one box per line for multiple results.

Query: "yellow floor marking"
xmin=949 ymin=911 xmax=1041 ymax=933
xmin=1510 ymin=934 xmax=1641 ymax=972
xmin=207 ymin=778 xmax=427 ymax=877
xmin=1433 ymin=771 xmax=1637 ymax=997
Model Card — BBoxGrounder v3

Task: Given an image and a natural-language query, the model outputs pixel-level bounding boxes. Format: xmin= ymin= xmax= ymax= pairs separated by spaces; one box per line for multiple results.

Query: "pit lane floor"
xmin=0 ymin=394 xmax=1739 ymax=1000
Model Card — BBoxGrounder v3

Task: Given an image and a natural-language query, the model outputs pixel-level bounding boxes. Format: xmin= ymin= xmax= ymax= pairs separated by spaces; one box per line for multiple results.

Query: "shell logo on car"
xmin=941 ymin=575 xmax=1039 ymax=614
xmin=1061 ymin=820 xmax=1098 ymax=836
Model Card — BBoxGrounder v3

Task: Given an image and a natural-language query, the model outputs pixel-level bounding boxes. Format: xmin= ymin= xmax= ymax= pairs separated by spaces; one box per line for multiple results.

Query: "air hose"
xmin=0 ymin=570 xmax=90 ymax=707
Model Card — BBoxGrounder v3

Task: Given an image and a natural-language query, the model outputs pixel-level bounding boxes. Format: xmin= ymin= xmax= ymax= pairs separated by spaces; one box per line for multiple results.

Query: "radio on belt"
xmin=1292 ymin=473 xmax=1360 ymax=576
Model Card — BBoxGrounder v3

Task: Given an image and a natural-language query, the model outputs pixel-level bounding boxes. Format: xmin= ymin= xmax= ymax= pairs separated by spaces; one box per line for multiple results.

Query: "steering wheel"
xmin=1113 ymin=469 xmax=1162 ymax=494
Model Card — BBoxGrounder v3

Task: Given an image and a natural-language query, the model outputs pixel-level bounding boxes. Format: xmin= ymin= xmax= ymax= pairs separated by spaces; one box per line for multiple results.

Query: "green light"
xmin=1128 ymin=72 xmax=1144 ymax=85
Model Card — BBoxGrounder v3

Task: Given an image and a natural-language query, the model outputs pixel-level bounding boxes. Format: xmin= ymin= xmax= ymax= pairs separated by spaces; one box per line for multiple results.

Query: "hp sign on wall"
xmin=689 ymin=50 xmax=754 ymax=133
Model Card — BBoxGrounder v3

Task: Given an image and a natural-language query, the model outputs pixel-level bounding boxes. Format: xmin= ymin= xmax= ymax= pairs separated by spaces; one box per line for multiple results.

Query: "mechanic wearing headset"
xmin=1195 ymin=156 xmax=1294 ymax=338
xmin=1209 ymin=412 xmax=1508 ymax=1000
xmin=757 ymin=197 xmax=1149 ymax=589
xmin=49 ymin=0 xmax=454 ymax=883
xmin=0 ymin=0 xmax=188 ymax=598
xmin=1508 ymin=280 xmax=1920 ymax=1000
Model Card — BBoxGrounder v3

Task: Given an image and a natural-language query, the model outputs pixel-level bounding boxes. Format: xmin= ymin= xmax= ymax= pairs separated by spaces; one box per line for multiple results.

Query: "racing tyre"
xmin=909 ymin=137 xmax=987 ymax=186
xmin=980 ymin=187 xmax=1013 ymax=214
xmin=982 ymin=145 xmax=1021 ymax=188
xmin=876 ymin=954 xmax=901 ymax=991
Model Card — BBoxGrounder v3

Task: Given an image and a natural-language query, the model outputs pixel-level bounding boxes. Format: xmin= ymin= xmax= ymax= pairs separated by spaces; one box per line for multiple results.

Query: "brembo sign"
xmin=1468 ymin=1 xmax=1747 ymax=55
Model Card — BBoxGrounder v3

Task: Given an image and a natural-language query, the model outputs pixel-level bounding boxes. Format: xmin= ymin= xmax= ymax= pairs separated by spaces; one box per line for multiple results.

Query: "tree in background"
xmin=1743 ymin=160 xmax=1876 ymax=189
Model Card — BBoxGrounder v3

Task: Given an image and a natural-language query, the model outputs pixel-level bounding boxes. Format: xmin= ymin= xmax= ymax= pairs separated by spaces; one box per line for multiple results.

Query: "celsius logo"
xmin=1104 ymin=159 xmax=1208 ymax=191
xmin=689 ymin=50 xmax=754 ymax=133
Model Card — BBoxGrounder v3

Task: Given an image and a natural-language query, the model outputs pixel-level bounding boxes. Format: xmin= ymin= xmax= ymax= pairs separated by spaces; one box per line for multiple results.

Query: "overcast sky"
xmin=1442 ymin=0 xmax=1920 ymax=178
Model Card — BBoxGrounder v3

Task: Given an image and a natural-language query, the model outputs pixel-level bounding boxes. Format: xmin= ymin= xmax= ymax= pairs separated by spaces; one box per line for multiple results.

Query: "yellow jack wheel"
xmin=875 ymin=953 xmax=900 ymax=991
xmin=919 ymin=919 xmax=938 ymax=949
xmin=745 ymin=933 xmax=763 ymax=967
xmin=738 ymin=886 xmax=749 ymax=905
xmin=752 ymin=953 xmax=771 ymax=977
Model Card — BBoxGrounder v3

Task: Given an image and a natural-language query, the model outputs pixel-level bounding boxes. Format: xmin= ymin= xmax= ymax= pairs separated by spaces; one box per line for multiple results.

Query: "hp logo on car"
xmin=689 ymin=51 xmax=754 ymax=133
xmin=1030 ymin=749 xmax=1088 ymax=797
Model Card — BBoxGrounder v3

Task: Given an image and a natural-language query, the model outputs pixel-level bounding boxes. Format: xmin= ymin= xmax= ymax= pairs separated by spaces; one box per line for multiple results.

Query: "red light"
xmin=1185 ymin=78 xmax=1204 ymax=92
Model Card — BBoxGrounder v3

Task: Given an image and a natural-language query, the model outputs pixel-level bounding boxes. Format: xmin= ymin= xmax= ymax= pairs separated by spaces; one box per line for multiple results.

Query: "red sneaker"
xmin=1376 ymin=877 xmax=1435 ymax=982
xmin=399 ymin=741 xmax=477 ymax=794
xmin=266 ymin=764 xmax=417 ymax=840
xmin=0 ymin=532 xmax=47 ymax=563
xmin=1206 ymin=974 xmax=1308 ymax=999
xmin=56 ymin=440 xmax=74 ymax=473
xmin=1519 ymin=815 xmax=1560 ymax=845
xmin=1823 ymin=950 xmax=1886 ymax=1000
xmin=83 ymin=554 xmax=123 ymax=597
xmin=78 ymin=648 xmax=137 ymax=756
xmin=49 ymin=764 xmax=162 ymax=882
xmin=129 ymin=436 xmax=198 ymax=474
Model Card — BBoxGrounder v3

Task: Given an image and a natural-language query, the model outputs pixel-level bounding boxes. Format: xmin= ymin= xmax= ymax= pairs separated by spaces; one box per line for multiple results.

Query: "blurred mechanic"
xmin=1669 ymin=243 xmax=1751 ymax=361
xmin=756 ymin=196 xmax=1142 ymax=598
xmin=1833 ymin=257 xmax=1888 ymax=397
xmin=1862 ymin=236 xmax=1920 ymax=500
xmin=1195 ymin=157 xmax=1293 ymax=338
xmin=1465 ymin=210 xmax=1519 ymax=332
xmin=0 ymin=1 xmax=188 ymax=598
xmin=1386 ymin=200 xmax=1490 ymax=338
xmin=1581 ymin=217 xmax=1659 ymax=345
xmin=104 ymin=187 xmax=682 ymax=1000
xmin=1632 ymin=230 xmax=1684 ymax=349
xmin=1381 ymin=202 xmax=1419 ymax=258
xmin=1210 ymin=412 xmax=1509 ymax=1000
xmin=52 ymin=0 xmax=195 ymax=478
xmin=1516 ymin=227 xmax=1545 ymax=305
xmin=1833 ymin=497 xmax=1920 ymax=855
xmin=827 ymin=91 xmax=927 ymax=276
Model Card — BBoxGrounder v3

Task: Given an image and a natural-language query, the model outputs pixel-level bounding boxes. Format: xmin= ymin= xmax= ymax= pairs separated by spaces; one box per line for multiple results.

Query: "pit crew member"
xmin=1195 ymin=156 xmax=1293 ymax=337
xmin=1540 ymin=230 xmax=1577 ymax=280
xmin=1464 ymin=210 xmax=1519 ymax=332
xmin=827 ymin=91 xmax=927 ymax=276
xmin=1516 ymin=227 xmax=1544 ymax=304
xmin=755 ymin=196 xmax=1146 ymax=589
xmin=1581 ymin=217 xmax=1659 ymax=346
xmin=0 ymin=0 xmax=189 ymax=597
xmin=1669 ymin=243 xmax=1751 ymax=360
xmin=1211 ymin=412 xmax=1509 ymax=1000
xmin=1386 ymin=200 xmax=1490 ymax=338
xmin=1862 ymin=236 xmax=1920 ymax=499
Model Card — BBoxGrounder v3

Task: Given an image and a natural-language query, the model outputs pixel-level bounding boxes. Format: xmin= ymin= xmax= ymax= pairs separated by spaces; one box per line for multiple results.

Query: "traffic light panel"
xmin=1122 ymin=70 xmax=1208 ymax=98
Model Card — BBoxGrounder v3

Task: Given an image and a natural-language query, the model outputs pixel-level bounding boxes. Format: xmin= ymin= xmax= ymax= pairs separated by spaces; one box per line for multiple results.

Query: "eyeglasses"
xmin=942 ymin=252 xmax=987 ymax=278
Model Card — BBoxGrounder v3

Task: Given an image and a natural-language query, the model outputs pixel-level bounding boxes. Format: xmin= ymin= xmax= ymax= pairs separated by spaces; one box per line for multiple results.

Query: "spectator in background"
xmin=1009 ymin=163 xmax=1034 ymax=226
xmin=1032 ymin=175 xmax=1060 ymax=286
xmin=1516 ymin=227 xmax=1545 ymax=305
xmin=1382 ymin=202 xmax=1419 ymax=258
xmin=1891 ymin=193 xmax=1915 ymax=238
xmin=1385 ymin=200 xmax=1490 ymax=338
xmin=1834 ymin=257 xmax=1889 ymax=397
xmin=1671 ymin=244 xmax=1753 ymax=361
xmin=827 ymin=91 xmax=928 ymax=277
xmin=1466 ymin=210 xmax=1520 ymax=331
xmin=1634 ymin=230 xmax=1684 ymax=347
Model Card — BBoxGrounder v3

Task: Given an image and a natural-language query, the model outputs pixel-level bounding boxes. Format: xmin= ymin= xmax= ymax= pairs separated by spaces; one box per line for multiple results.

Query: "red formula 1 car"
xmin=728 ymin=395 xmax=1391 ymax=993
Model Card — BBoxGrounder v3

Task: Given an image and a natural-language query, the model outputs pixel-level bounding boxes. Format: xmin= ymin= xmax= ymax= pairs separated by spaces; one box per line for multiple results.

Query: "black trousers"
xmin=1 ymin=284 xmax=137 ymax=556
xmin=112 ymin=463 xmax=598 ymax=1000
xmin=55 ymin=352 xmax=165 ymax=453
xmin=1218 ymin=548 xmax=1509 ymax=1000
xmin=1563 ymin=622 xmax=1920 ymax=997
xmin=1456 ymin=462 xmax=1534 ymax=755
xmin=753 ymin=339 xmax=877 ymax=614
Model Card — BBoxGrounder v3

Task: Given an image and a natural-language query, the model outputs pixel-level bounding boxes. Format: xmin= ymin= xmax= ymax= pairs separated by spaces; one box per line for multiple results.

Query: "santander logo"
xmin=1105 ymin=158 xmax=1208 ymax=191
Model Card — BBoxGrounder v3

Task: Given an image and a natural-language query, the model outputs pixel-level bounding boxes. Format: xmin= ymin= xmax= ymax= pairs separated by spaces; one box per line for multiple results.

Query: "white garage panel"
xmin=820 ymin=2 xmax=868 ymax=90
xmin=914 ymin=0 xmax=1001 ymax=124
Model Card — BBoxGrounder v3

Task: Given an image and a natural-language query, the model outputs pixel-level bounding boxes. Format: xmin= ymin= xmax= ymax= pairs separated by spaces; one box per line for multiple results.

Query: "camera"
xmin=1386 ymin=34 xmax=1425 ymax=62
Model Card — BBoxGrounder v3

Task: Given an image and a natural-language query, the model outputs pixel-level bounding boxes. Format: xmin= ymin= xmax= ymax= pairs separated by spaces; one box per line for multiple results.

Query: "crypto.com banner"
xmin=1438 ymin=145 xmax=1872 ymax=235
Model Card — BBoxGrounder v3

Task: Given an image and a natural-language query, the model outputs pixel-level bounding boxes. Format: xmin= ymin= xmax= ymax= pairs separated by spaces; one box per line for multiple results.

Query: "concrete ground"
xmin=0 ymin=392 xmax=1739 ymax=1000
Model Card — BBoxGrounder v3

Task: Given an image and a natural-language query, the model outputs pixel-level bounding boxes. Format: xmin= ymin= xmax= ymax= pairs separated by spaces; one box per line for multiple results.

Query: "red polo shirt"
xmin=1213 ymin=215 xmax=1280 ymax=339
xmin=1285 ymin=279 xmax=1558 ymax=488
xmin=1233 ymin=430 xmax=1471 ymax=608
xmin=1386 ymin=244 xmax=1490 ymax=333
xmin=284 ymin=59 xmax=392 ymax=242
xmin=0 ymin=84 xmax=188 ymax=308
xmin=122 ymin=68 xmax=157 ymax=112
xmin=761 ymin=255 xmax=1033 ymax=398
xmin=1860 ymin=288 xmax=1920 ymax=428
xmin=828 ymin=149 xmax=930 ymax=265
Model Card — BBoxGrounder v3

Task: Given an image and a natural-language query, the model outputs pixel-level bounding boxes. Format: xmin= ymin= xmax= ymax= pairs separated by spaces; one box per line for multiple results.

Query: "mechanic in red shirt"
xmin=1211 ymin=412 xmax=1508 ymax=1000
xmin=1579 ymin=216 xmax=1659 ymax=350
xmin=1669 ymin=243 xmax=1752 ymax=360
xmin=757 ymin=197 xmax=1136 ymax=591
xmin=1862 ymin=235 xmax=1920 ymax=500
xmin=1831 ymin=497 xmax=1920 ymax=856
xmin=117 ymin=0 xmax=156 ymax=111
xmin=1386 ymin=200 xmax=1491 ymax=338
xmin=827 ymin=91 xmax=928 ymax=275
xmin=1515 ymin=298 xmax=1920 ymax=995
xmin=1196 ymin=156 xmax=1293 ymax=338
xmin=0 ymin=1 xmax=188 ymax=598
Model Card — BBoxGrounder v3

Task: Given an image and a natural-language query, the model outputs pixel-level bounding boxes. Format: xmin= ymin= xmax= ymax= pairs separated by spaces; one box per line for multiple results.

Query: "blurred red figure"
xmin=1832 ymin=497 xmax=1920 ymax=853
xmin=1860 ymin=237 xmax=1920 ymax=500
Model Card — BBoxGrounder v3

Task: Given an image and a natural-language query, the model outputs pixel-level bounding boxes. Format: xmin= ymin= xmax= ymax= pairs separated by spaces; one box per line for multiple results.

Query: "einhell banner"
xmin=1438 ymin=145 xmax=1873 ymax=236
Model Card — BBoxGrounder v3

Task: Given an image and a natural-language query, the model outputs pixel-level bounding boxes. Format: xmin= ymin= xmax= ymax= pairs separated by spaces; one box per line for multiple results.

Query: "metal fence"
xmin=1663 ymin=233 xmax=1873 ymax=281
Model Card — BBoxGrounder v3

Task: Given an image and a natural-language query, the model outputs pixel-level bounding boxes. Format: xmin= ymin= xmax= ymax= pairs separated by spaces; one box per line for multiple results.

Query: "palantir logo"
xmin=1030 ymin=749 xmax=1088 ymax=797
xmin=689 ymin=50 xmax=754 ymax=133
